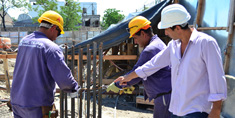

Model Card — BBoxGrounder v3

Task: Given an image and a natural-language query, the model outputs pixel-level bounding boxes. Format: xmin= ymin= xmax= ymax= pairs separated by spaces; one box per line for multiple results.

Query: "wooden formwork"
xmin=0 ymin=52 xmax=17 ymax=93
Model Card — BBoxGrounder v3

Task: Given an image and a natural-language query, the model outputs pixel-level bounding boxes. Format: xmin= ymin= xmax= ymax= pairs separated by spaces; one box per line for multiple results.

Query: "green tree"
xmin=0 ymin=0 xmax=30 ymax=31
xmin=60 ymin=0 xmax=82 ymax=31
xmin=101 ymin=8 xmax=125 ymax=30
xmin=30 ymin=0 xmax=58 ymax=22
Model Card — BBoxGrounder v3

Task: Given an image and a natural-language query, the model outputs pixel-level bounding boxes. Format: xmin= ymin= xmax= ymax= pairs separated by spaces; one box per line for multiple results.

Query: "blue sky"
xmin=8 ymin=0 xmax=155 ymax=19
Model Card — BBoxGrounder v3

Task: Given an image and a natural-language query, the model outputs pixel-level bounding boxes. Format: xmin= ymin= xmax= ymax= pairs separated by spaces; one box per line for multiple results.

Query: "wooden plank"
xmin=195 ymin=0 xmax=204 ymax=27
xmin=136 ymin=95 xmax=154 ymax=106
xmin=197 ymin=27 xmax=227 ymax=30
xmin=228 ymin=0 xmax=235 ymax=34
xmin=0 ymin=74 xmax=12 ymax=80
xmin=2 ymin=53 xmax=10 ymax=93
xmin=224 ymin=0 xmax=235 ymax=74
xmin=0 ymin=54 xmax=17 ymax=58
xmin=74 ymin=79 xmax=115 ymax=85
xmin=174 ymin=0 xmax=179 ymax=3
xmin=69 ymin=55 xmax=137 ymax=60
xmin=224 ymin=32 xmax=234 ymax=74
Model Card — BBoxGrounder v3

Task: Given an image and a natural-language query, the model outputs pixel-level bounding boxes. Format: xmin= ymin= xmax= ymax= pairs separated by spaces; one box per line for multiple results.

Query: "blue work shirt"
xmin=11 ymin=31 xmax=79 ymax=107
xmin=116 ymin=35 xmax=171 ymax=101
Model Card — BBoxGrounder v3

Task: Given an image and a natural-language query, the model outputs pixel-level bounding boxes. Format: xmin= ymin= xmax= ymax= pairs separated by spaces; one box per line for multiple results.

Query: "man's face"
xmin=50 ymin=26 xmax=61 ymax=41
xmin=132 ymin=32 xmax=147 ymax=48
xmin=164 ymin=27 xmax=179 ymax=40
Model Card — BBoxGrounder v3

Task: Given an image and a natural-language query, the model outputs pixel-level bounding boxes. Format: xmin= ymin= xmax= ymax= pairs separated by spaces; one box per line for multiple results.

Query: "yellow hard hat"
xmin=38 ymin=10 xmax=64 ymax=34
xmin=127 ymin=16 xmax=151 ymax=38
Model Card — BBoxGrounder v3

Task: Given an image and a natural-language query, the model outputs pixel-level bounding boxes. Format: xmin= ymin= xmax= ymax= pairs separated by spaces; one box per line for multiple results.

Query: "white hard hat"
xmin=158 ymin=4 xmax=191 ymax=29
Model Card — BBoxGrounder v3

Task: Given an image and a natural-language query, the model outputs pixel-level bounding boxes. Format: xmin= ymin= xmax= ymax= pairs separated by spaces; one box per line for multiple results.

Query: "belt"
xmin=154 ymin=90 xmax=171 ymax=99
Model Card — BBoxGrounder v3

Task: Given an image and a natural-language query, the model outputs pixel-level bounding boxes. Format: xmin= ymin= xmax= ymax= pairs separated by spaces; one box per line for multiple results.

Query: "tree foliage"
xmin=60 ymin=0 xmax=82 ymax=31
xmin=0 ymin=0 xmax=30 ymax=31
xmin=30 ymin=0 xmax=58 ymax=23
xmin=31 ymin=0 xmax=82 ymax=31
xmin=101 ymin=8 xmax=125 ymax=30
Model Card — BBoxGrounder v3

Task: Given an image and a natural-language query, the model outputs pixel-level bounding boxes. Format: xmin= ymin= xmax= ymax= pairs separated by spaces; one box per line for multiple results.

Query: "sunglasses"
xmin=126 ymin=25 xmax=138 ymax=33
xmin=56 ymin=26 xmax=61 ymax=37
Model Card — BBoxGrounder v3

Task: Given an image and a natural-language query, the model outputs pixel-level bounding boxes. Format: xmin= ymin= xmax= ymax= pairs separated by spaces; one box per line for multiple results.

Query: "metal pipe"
xmin=114 ymin=95 xmax=120 ymax=118
xmin=87 ymin=44 xmax=91 ymax=118
xmin=79 ymin=46 xmax=83 ymax=118
xmin=98 ymin=42 xmax=103 ymax=118
xmin=92 ymin=42 xmax=97 ymax=118
xmin=65 ymin=44 xmax=68 ymax=118
xmin=60 ymin=90 xmax=64 ymax=118
xmin=71 ymin=45 xmax=75 ymax=118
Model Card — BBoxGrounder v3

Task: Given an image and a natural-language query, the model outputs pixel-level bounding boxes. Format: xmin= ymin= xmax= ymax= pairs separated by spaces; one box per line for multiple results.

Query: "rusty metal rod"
xmin=92 ymin=42 xmax=97 ymax=118
xmin=98 ymin=42 xmax=103 ymax=118
xmin=79 ymin=46 xmax=83 ymax=118
xmin=87 ymin=45 xmax=91 ymax=118
xmin=71 ymin=45 xmax=75 ymax=118
xmin=65 ymin=44 xmax=68 ymax=118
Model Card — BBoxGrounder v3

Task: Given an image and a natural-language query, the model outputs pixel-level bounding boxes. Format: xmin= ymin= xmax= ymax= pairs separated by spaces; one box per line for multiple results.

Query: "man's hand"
xmin=114 ymin=76 xmax=123 ymax=82
xmin=106 ymin=82 xmax=120 ymax=93
xmin=119 ymin=72 xmax=139 ymax=85
xmin=67 ymin=88 xmax=81 ymax=98
xmin=208 ymin=109 xmax=220 ymax=118
xmin=208 ymin=100 xmax=222 ymax=118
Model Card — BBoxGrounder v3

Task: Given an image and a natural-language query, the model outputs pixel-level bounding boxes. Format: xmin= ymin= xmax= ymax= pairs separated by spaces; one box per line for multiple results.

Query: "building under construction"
xmin=0 ymin=0 xmax=235 ymax=117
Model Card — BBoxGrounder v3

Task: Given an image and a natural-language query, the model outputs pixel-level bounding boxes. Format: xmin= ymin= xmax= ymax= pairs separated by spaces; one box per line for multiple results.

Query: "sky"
xmin=8 ymin=0 xmax=155 ymax=19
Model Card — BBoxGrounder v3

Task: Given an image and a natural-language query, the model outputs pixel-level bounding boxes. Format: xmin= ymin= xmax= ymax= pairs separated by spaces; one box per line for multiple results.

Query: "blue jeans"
xmin=171 ymin=112 xmax=208 ymax=118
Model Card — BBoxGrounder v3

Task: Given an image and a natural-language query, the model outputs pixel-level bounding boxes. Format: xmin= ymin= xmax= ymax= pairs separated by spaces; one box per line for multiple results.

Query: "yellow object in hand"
xmin=106 ymin=82 xmax=120 ymax=93
xmin=119 ymin=86 xmax=135 ymax=95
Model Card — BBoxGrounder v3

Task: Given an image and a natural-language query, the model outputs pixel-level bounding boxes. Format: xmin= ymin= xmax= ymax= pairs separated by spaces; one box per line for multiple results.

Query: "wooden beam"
xmin=0 ymin=54 xmax=17 ymax=59
xmin=68 ymin=55 xmax=137 ymax=60
xmin=174 ymin=0 xmax=179 ymax=3
xmin=224 ymin=0 xmax=235 ymax=74
xmin=197 ymin=27 xmax=227 ymax=30
xmin=195 ymin=0 xmax=204 ymax=27
xmin=2 ymin=52 xmax=10 ymax=93
xmin=224 ymin=29 xmax=234 ymax=74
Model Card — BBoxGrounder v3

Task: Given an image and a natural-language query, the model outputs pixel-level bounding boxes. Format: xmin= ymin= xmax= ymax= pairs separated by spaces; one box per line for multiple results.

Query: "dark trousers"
xmin=171 ymin=112 xmax=208 ymax=118
xmin=154 ymin=93 xmax=171 ymax=118
xmin=12 ymin=105 xmax=43 ymax=118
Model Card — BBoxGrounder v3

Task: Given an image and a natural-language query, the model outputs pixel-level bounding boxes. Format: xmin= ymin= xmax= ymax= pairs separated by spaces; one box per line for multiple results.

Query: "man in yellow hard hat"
xmin=107 ymin=16 xmax=172 ymax=118
xmin=119 ymin=4 xmax=227 ymax=118
xmin=10 ymin=10 xmax=80 ymax=117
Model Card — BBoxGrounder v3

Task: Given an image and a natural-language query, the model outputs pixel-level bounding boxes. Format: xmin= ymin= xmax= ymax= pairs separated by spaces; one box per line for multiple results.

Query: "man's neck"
xmin=180 ymin=28 xmax=193 ymax=45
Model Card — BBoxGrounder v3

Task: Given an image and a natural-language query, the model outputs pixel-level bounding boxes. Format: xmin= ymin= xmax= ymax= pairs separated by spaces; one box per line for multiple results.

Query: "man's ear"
xmin=49 ymin=25 xmax=57 ymax=33
xmin=176 ymin=25 xmax=181 ymax=30
xmin=141 ymin=30 xmax=145 ymax=36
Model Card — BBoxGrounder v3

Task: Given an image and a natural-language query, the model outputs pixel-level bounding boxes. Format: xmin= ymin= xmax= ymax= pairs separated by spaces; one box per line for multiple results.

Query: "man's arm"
xmin=202 ymin=38 xmax=227 ymax=117
xmin=118 ymin=45 xmax=171 ymax=85
xmin=208 ymin=100 xmax=222 ymax=118
xmin=118 ymin=71 xmax=139 ymax=85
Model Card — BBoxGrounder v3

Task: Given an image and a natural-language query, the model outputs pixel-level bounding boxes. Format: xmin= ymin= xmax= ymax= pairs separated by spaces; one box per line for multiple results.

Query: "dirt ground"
xmin=0 ymin=59 xmax=153 ymax=118
xmin=0 ymin=82 xmax=153 ymax=118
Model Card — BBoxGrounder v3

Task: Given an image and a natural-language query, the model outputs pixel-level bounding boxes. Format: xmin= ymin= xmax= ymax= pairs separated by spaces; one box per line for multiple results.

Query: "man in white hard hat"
xmin=117 ymin=4 xmax=227 ymax=118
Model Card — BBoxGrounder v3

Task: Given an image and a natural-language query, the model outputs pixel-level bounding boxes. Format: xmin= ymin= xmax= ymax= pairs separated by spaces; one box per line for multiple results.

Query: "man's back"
xmin=11 ymin=31 xmax=77 ymax=107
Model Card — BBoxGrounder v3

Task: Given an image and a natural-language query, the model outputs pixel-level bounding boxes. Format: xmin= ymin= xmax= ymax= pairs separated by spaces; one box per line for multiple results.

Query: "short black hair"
xmin=170 ymin=23 xmax=189 ymax=30
xmin=135 ymin=27 xmax=153 ymax=37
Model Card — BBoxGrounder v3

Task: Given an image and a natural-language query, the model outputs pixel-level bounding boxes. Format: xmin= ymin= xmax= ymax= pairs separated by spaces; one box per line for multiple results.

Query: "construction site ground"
xmin=0 ymin=59 xmax=153 ymax=118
